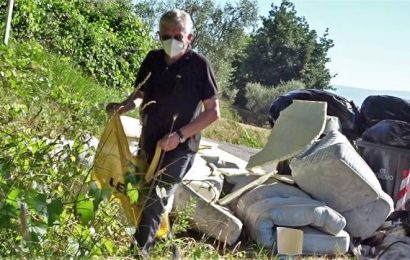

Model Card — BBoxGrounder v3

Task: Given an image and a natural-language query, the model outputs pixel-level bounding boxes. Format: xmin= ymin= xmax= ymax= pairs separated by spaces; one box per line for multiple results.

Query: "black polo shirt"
xmin=134 ymin=49 xmax=218 ymax=160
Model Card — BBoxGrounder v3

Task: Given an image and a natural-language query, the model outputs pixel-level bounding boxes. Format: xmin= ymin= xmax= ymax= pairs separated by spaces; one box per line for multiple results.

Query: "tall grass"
xmin=203 ymin=118 xmax=270 ymax=148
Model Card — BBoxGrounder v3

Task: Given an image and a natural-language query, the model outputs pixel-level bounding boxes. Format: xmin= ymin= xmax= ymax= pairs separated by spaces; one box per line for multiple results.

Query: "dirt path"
xmin=209 ymin=139 xmax=260 ymax=162
xmin=204 ymin=138 xmax=278 ymax=173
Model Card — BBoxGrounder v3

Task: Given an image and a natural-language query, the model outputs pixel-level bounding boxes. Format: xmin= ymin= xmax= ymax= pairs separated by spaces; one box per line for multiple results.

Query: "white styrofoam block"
xmin=120 ymin=115 xmax=142 ymax=139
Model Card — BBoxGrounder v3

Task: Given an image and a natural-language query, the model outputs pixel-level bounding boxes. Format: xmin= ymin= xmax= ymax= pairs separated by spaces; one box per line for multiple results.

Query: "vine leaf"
xmin=0 ymin=203 xmax=18 ymax=228
xmin=103 ymin=239 xmax=114 ymax=255
xmin=32 ymin=193 xmax=48 ymax=215
xmin=47 ymin=199 xmax=63 ymax=225
xmin=127 ymin=183 xmax=139 ymax=204
xmin=76 ymin=194 xmax=94 ymax=225
xmin=88 ymin=182 xmax=112 ymax=210
xmin=6 ymin=189 xmax=21 ymax=209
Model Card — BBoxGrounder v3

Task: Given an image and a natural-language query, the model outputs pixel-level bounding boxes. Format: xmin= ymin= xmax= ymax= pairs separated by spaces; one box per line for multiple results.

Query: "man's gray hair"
xmin=159 ymin=10 xmax=193 ymax=34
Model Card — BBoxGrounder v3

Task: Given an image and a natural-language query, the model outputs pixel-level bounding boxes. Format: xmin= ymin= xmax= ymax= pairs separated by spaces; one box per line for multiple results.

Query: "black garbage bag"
xmin=361 ymin=120 xmax=410 ymax=149
xmin=268 ymin=89 xmax=360 ymax=139
xmin=359 ymin=95 xmax=410 ymax=133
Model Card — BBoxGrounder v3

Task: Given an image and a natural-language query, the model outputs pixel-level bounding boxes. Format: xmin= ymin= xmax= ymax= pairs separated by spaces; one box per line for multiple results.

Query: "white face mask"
xmin=162 ymin=39 xmax=185 ymax=58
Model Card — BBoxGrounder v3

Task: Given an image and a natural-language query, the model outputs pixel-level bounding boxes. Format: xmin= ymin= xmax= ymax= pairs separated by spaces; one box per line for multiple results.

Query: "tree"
xmin=233 ymin=0 xmax=334 ymax=105
xmin=244 ymin=80 xmax=305 ymax=125
xmin=133 ymin=0 xmax=258 ymax=99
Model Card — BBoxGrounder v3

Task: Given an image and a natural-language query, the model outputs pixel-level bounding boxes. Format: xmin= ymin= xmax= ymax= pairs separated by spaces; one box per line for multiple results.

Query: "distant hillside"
xmin=331 ymin=85 xmax=410 ymax=107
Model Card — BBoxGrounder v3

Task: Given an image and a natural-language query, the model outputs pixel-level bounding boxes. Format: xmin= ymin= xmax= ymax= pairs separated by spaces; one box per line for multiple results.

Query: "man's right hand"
xmin=105 ymin=102 xmax=122 ymax=114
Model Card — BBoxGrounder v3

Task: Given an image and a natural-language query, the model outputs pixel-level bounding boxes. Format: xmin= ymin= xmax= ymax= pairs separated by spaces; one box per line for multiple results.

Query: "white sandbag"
xmin=173 ymin=184 xmax=243 ymax=245
xmin=290 ymin=130 xmax=394 ymax=239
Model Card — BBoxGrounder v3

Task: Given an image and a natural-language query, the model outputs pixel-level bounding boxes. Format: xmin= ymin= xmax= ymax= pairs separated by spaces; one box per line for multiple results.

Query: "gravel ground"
xmin=203 ymin=138 xmax=278 ymax=173
xmin=211 ymin=139 xmax=261 ymax=162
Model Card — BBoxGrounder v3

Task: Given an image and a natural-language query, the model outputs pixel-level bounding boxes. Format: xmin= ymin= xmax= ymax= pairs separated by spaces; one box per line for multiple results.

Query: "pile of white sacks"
xmin=107 ymin=100 xmax=394 ymax=256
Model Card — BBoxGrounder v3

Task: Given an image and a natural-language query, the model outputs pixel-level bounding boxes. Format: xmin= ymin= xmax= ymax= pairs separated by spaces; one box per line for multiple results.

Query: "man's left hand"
xmin=158 ymin=132 xmax=179 ymax=152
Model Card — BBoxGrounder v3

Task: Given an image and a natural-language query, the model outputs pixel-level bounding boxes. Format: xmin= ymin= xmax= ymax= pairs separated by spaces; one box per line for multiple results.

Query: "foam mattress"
xmin=235 ymin=183 xmax=346 ymax=249
xmin=290 ymin=130 xmax=394 ymax=239
xmin=298 ymin=226 xmax=350 ymax=255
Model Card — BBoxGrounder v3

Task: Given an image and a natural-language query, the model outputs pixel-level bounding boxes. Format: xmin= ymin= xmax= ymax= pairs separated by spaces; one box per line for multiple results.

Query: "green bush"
xmin=0 ymin=41 xmax=124 ymax=135
xmin=0 ymin=40 xmax=137 ymax=257
xmin=244 ymin=80 xmax=305 ymax=123
xmin=1 ymin=0 xmax=155 ymax=89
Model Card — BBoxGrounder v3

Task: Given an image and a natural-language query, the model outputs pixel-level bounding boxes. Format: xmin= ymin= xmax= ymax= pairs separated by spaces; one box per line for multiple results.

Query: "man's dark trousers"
xmin=133 ymin=147 xmax=195 ymax=255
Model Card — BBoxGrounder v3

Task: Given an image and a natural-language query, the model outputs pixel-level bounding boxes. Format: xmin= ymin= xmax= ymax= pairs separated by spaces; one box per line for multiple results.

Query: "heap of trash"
xmin=94 ymin=90 xmax=410 ymax=258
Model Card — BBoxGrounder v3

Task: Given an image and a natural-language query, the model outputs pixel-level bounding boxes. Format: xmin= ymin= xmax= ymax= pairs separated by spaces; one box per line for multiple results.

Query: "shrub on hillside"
xmin=0 ymin=41 xmax=122 ymax=135
xmin=0 ymin=41 xmax=133 ymax=257
xmin=0 ymin=0 xmax=155 ymax=89
xmin=244 ymin=80 xmax=305 ymax=124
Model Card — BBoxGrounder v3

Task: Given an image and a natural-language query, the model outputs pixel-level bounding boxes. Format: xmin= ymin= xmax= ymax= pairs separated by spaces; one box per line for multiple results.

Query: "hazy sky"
xmin=216 ymin=0 xmax=410 ymax=91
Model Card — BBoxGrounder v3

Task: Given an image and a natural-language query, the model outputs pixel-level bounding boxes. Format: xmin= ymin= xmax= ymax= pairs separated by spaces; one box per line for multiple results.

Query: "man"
xmin=106 ymin=9 xmax=220 ymax=256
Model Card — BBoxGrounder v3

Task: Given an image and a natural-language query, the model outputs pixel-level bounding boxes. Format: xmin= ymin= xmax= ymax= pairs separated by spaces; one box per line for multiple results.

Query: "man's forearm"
xmin=179 ymin=99 xmax=220 ymax=138
xmin=118 ymin=99 xmax=136 ymax=114
xmin=117 ymin=90 xmax=144 ymax=114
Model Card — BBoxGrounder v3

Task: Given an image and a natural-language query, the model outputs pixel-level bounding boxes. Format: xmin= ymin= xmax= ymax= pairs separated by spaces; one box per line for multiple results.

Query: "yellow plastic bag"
xmin=92 ymin=114 xmax=169 ymax=238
